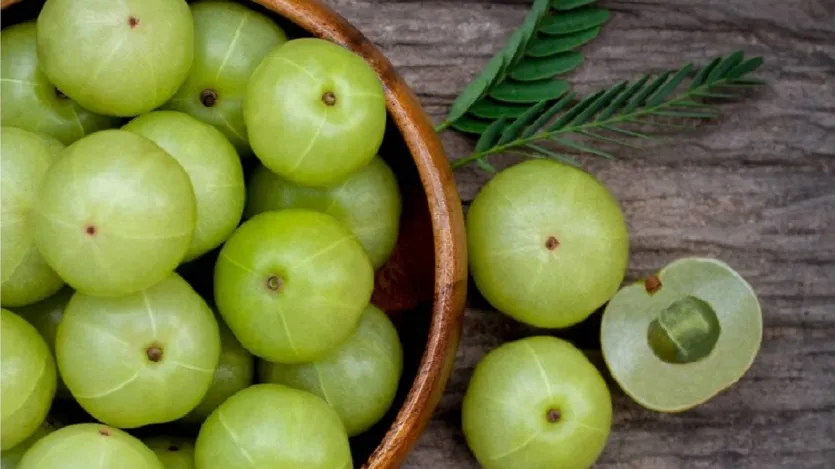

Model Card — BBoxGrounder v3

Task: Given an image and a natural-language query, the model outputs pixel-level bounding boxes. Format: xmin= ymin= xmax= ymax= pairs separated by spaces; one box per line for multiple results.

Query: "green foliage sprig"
xmin=436 ymin=0 xmax=611 ymax=133
xmin=449 ymin=51 xmax=766 ymax=171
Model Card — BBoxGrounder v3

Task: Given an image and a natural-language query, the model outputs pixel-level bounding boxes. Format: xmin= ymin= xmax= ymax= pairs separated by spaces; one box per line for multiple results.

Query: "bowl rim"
xmin=0 ymin=0 xmax=469 ymax=466
xmin=249 ymin=2 xmax=468 ymax=467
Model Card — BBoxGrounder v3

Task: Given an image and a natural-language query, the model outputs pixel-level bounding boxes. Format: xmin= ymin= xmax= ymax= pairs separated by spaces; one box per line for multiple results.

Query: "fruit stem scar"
xmin=146 ymin=345 xmax=164 ymax=362
xmin=128 ymin=16 xmax=139 ymax=28
xmin=545 ymin=236 xmax=559 ymax=251
xmin=266 ymin=274 xmax=282 ymax=292
xmin=322 ymin=91 xmax=337 ymax=106
xmin=200 ymin=89 xmax=218 ymax=107
xmin=546 ymin=409 xmax=561 ymax=423
xmin=98 ymin=427 xmax=111 ymax=436
xmin=85 ymin=225 xmax=97 ymax=236
xmin=645 ymin=275 xmax=662 ymax=294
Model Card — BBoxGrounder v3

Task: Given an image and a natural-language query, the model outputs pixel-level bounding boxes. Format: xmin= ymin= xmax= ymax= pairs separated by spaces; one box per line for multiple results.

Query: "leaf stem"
xmin=450 ymin=76 xmax=738 ymax=169
xmin=435 ymin=120 xmax=452 ymax=133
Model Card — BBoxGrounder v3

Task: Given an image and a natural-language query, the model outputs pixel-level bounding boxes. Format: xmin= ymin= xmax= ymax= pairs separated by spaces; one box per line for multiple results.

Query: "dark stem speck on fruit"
xmin=266 ymin=274 xmax=282 ymax=292
xmin=168 ymin=445 xmax=179 ymax=452
xmin=128 ymin=16 xmax=139 ymax=28
xmin=146 ymin=345 xmax=164 ymax=362
xmin=98 ymin=427 xmax=111 ymax=436
xmin=322 ymin=91 xmax=337 ymax=106
xmin=85 ymin=225 xmax=97 ymax=236
xmin=545 ymin=236 xmax=559 ymax=251
xmin=546 ymin=409 xmax=561 ymax=423
xmin=200 ymin=89 xmax=218 ymax=107
xmin=645 ymin=275 xmax=662 ymax=294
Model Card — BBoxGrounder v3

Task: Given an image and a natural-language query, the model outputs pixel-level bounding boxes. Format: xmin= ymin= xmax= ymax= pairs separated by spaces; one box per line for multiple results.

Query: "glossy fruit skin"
xmin=0 ymin=309 xmax=58 ymax=451
xmin=18 ymin=424 xmax=164 ymax=469
xmin=33 ymin=129 xmax=197 ymax=297
xmin=601 ymin=257 xmax=763 ymax=412
xmin=164 ymin=1 xmax=288 ymax=155
xmin=244 ymin=38 xmax=387 ymax=187
xmin=12 ymin=287 xmax=73 ymax=399
xmin=0 ymin=127 xmax=65 ymax=307
xmin=0 ymin=418 xmax=58 ymax=469
xmin=182 ymin=320 xmax=254 ymax=423
xmin=36 ymin=0 xmax=193 ymax=117
xmin=467 ymin=159 xmax=629 ymax=329
xmin=259 ymin=304 xmax=403 ymax=436
xmin=145 ymin=436 xmax=195 ymax=469
xmin=462 ymin=336 xmax=612 ymax=469
xmin=214 ymin=209 xmax=374 ymax=364
xmin=0 ymin=22 xmax=119 ymax=145
xmin=56 ymin=274 xmax=221 ymax=428
xmin=194 ymin=384 xmax=353 ymax=469
xmin=246 ymin=157 xmax=402 ymax=269
xmin=123 ymin=111 xmax=245 ymax=261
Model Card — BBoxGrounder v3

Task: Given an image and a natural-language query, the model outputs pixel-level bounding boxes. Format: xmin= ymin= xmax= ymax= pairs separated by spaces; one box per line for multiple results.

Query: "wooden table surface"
xmin=331 ymin=0 xmax=835 ymax=467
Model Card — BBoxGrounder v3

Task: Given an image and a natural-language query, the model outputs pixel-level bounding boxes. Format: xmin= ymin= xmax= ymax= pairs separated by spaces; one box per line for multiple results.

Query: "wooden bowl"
xmin=0 ymin=0 xmax=468 ymax=467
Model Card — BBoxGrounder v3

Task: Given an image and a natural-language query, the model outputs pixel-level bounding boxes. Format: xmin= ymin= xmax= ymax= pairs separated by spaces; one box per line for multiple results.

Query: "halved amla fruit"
xmin=182 ymin=319 xmax=254 ymax=423
xmin=601 ymin=257 xmax=763 ymax=412
xmin=18 ymin=424 xmax=164 ymax=469
xmin=56 ymin=274 xmax=221 ymax=428
xmin=33 ymin=129 xmax=197 ymax=297
xmin=164 ymin=0 xmax=288 ymax=155
xmin=1 ymin=127 xmax=65 ymax=307
xmin=0 ymin=418 xmax=59 ymax=469
xmin=144 ymin=436 xmax=195 ymax=469
xmin=0 ymin=309 xmax=57 ymax=451
xmin=246 ymin=157 xmax=402 ymax=269
xmin=259 ymin=304 xmax=404 ymax=436
xmin=12 ymin=287 xmax=73 ymax=399
xmin=467 ymin=159 xmax=629 ymax=329
xmin=123 ymin=111 xmax=246 ymax=261
xmin=214 ymin=209 xmax=374 ymax=364
xmin=195 ymin=384 xmax=353 ymax=469
xmin=462 ymin=336 xmax=612 ymax=469
xmin=36 ymin=0 xmax=194 ymax=117
xmin=1 ymin=23 xmax=119 ymax=145
xmin=244 ymin=38 xmax=387 ymax=187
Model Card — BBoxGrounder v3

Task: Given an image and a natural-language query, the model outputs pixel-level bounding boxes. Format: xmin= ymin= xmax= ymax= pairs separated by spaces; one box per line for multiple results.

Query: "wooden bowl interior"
xmin=0 ymin=1 xmax=463 ymax=467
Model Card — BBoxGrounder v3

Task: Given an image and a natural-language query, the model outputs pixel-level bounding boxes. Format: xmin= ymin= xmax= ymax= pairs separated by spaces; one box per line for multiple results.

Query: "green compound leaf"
xmin=445 ymin=54 xmax=506 ymax=124
xmin=469 ymin=100 xmax=534 ymax=119
xmin=450 ymin=50 xmax=767 ymax=172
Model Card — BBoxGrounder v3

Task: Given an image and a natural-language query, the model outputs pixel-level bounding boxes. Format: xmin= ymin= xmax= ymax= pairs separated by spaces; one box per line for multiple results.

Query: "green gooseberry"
xmin=1 ymin=126 xmax=65 ymax=307
xmin=462 ymin=336 xmax=612 ymax=469
xmin=601 ymin=257 xmax=763 ymax=412
xmin=245 ymin=157 xmax=402 ymax=269
xmin=244 ymin=38 xmax=387 ymax=187
xmin=467 ymin=159 xmax=629 ymax=329
xmin=32 ymin=129 xmax=197 ymax=297
xmin=214 ymin=209 xmax=374 ymax=364
xmin=258 ymin=304 xmax=404 ymax=436
xmin=0 ymin=309 xmax=57 ymax=451
xmin=36 ymin=0 xmax=194 ymax=117
xmin=144 ymin=436 xmax=195 ymax=469
xmin=56 ymin=274 xmax=221 ymax=429
xmin=0 ymin=22 xmax=119 ymax=145
xmin=164 ymin=0 xmax=288 ymax=155
xmin=12 ymin=287 xmax=73 ymax=399
xmin=123 ymin=111 xmax=245 ymax=261
xmin=18 ymin=424 xmax=163 ymax=469
xmin=194 ymin=384 xmax=353 ymax=469
xmin=0 ymin=418 xmax=59 ymax=469
xmin=182 ymin=319 xmax=254 ymax=423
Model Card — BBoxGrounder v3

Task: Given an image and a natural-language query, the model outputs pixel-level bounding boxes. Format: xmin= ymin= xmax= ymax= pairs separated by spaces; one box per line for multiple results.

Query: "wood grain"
xmin=325 ymin=0 xmax=835 ymax=467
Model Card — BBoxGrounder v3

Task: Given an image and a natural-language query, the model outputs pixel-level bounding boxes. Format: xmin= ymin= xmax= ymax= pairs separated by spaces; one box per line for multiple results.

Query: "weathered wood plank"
xmin=327 ymin=0 xmax=835 ymax=467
